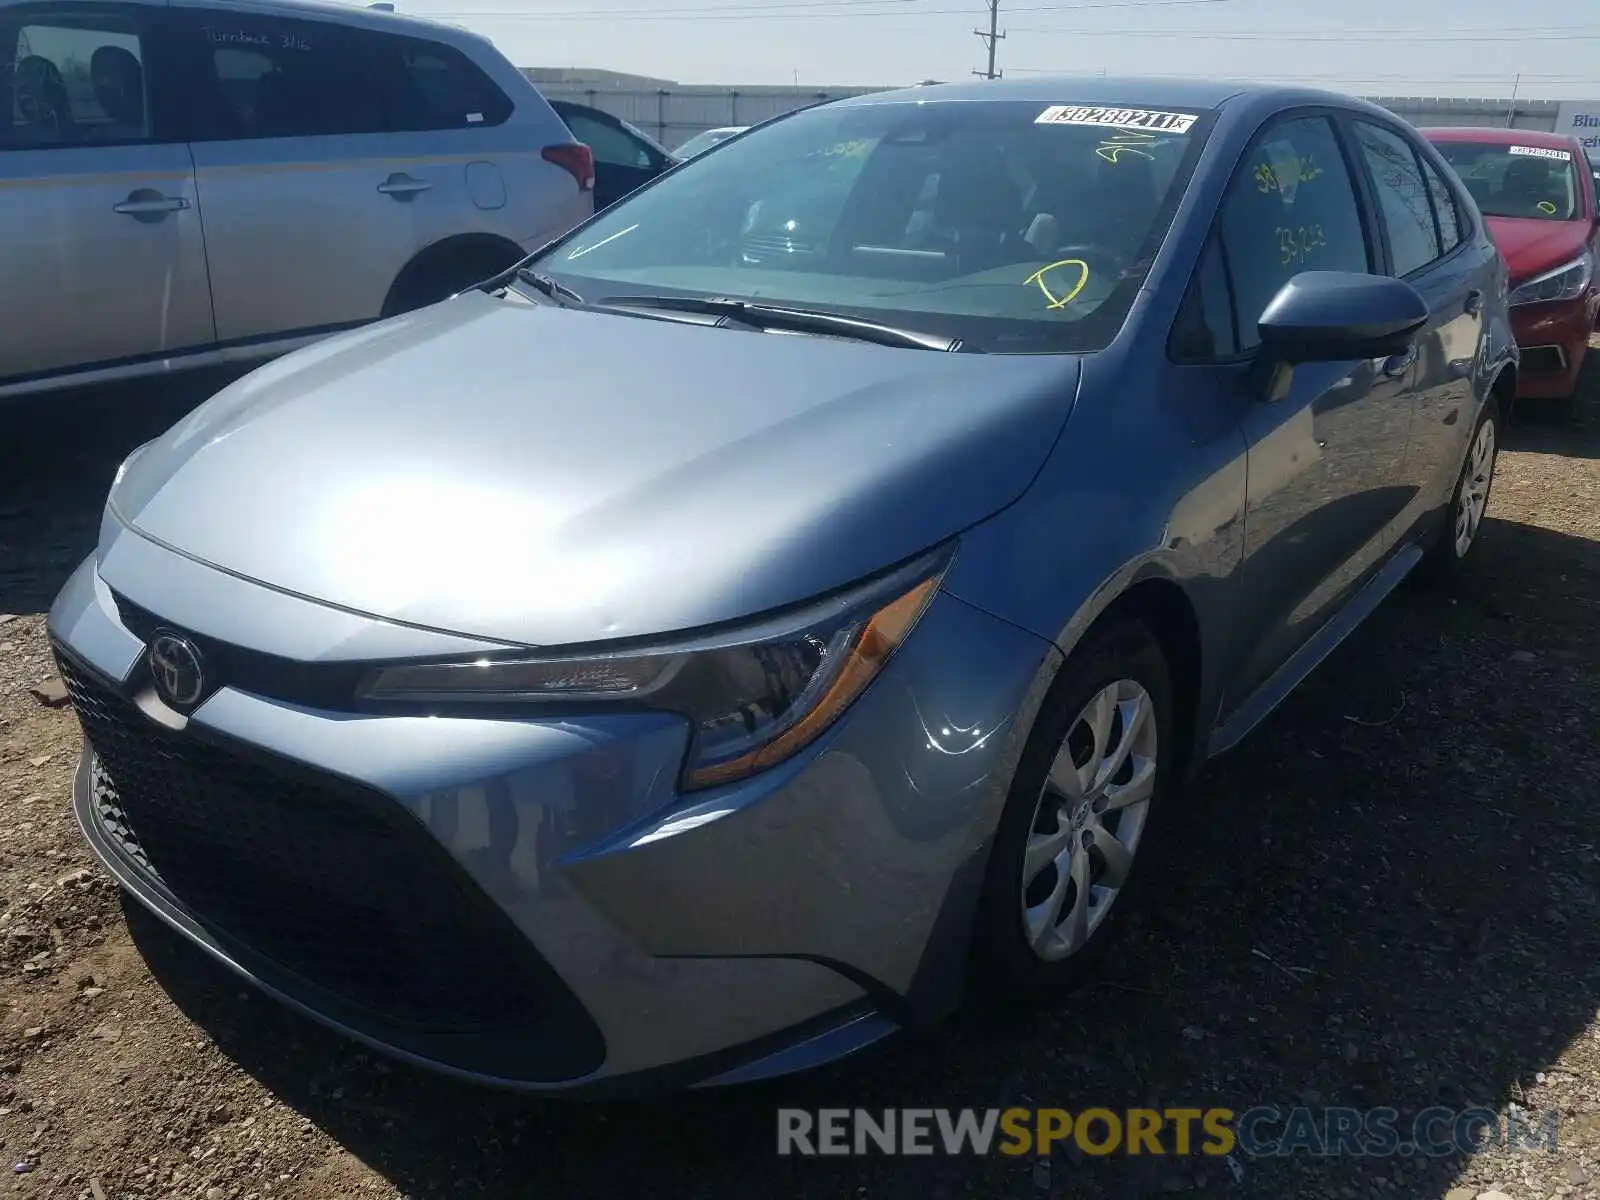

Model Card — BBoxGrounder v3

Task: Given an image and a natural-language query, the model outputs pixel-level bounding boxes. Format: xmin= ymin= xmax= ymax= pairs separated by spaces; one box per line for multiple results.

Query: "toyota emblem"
xmin=148 ymin=631 xmax=205 ymax=707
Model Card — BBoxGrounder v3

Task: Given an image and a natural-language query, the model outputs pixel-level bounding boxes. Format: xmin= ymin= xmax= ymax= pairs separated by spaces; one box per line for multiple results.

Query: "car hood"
xmin=1484 ymin=215 xmax=1593 ymax=282
xmin=112 ymin=293 xmax=1079 ymax=648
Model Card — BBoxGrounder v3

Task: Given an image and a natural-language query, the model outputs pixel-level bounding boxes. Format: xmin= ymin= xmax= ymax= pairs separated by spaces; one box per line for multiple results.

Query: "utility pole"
xmin=1506 ymin=72 xmax=1521 ymax=128
xmin=973 ymin=0 xmax=1004 ymax=80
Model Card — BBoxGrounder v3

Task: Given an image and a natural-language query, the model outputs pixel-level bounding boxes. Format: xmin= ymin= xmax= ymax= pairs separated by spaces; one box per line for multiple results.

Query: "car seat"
xmin=14 ymin=55 xmax=73 ymax=142
xmin=1500 ymin=157 xmax=1559 ymax=218
xmin=90 ymin=45 xmax=145 ymax=135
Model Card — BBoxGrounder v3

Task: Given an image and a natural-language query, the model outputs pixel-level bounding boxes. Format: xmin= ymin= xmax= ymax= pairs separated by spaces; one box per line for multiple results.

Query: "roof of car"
xmin=837 ymin=75 xmax=1336 ymax=111
xmin=177 ymin=0 xmax=486 ymax=42
xmin=1419 ymin=126 xmax=1582 ymax=152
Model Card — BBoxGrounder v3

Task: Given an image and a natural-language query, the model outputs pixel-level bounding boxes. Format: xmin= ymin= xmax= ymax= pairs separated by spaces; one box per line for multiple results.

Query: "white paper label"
xmin=1509 ymin=144 xmax=1571 ymax=161
xmin=1035 ymin=105 xmax=1198 ymax=134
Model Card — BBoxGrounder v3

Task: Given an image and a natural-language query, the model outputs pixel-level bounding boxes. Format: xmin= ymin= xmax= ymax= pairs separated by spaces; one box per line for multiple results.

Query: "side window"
xmin=372 ymin=35 xmax=511 ymax=132
xmin=1354 ymin=121 xmax=1441 ymax=276
xmin=1419 ymin=154 xmax=1463 ymax=252
xmin=1171 ymin=235 xmax=1238 ymax=361
xmin=1218 ymin=115 xmax=1370 ymax=352
xmin=3 ymin=14 xmax=150 ymax=148
xmin=187 ymin=18 xmax=384 ymax=139
xmin=565 ymin=111 xmax=652 ymax=168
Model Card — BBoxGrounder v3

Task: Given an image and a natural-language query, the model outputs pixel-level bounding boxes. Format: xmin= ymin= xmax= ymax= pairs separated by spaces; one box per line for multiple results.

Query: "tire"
xmin=971 ymin=617 xmax=1176 ymax=1003
xmin=1420 ymin=398 xmax=1499 ymax=585
xmin=383 ymin=248 xmax=520 ymax=318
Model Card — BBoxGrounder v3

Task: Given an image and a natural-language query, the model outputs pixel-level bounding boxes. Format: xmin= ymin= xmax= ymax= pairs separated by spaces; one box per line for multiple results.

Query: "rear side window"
xmin=1419 ymin=154 xmax=1462 ymax=252
xmin=563 ymin=109 xmax=654 ymax=168
xmin=1354 ymin=121 xmax=1441 ymax=276
xmin=1218 ymin=115 xmax=1370 ymax=352
xmin=370 ymin=34 xmax=511 ymax=132
xmin=185 ymin=17 xmax=386 ymax=139
xmin=3 ymin=13 xmax=152 ymax=147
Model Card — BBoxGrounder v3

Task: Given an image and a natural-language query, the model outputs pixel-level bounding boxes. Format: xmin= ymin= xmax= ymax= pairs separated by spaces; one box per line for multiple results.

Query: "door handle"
xmin=113 ymin=195 xmax=188 ymax=215
xmin=377 ymin=174 xmax=432 ymax=198
xmin=1464 ymin=288 xmax=1484 ymax=316
xmin=1383 ymin=345 xmax=1418 ymax=378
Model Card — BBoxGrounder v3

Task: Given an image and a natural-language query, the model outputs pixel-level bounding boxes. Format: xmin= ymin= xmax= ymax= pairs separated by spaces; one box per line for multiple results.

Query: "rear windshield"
xmin=1433 ymin=141 xmax=1583 ymax=221
xmin=538 ymin=99 xmax=1215 ymax=353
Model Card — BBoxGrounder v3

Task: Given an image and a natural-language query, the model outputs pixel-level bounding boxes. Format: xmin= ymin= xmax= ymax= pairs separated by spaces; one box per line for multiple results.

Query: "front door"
xmin=1217 ymin=113 xmax=1417 ymax=707
xmin=0 ymin=3 xmax=214 ymax=386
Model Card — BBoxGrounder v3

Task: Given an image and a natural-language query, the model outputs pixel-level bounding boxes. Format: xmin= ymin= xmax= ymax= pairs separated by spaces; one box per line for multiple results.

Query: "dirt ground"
xmin=1 ymin=352 xmax=1598 ymax=1200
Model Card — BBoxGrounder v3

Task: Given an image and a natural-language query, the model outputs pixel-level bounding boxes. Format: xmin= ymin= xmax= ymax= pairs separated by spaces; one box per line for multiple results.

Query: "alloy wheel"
xmin=1454 ymin=416 xmax=1497 ymax=558
xmin=1020 ymin=679 xmax=1157 ymax=962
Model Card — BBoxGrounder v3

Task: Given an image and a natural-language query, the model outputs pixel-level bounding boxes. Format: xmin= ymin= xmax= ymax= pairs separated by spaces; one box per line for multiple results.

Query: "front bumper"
xmin=48 ymin=523 xmax=1056 ymax=1092
xmin=1510 ymin=292 xmax=1597 ymax=398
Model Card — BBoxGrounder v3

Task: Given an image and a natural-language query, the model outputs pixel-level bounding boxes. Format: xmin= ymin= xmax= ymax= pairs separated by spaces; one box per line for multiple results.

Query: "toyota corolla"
xmin=52 ymin=78 xmax=1514 ymax=1093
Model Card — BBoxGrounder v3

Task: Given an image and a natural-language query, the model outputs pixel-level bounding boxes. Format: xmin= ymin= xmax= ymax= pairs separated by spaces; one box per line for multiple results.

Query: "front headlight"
xmin=360 ymin=549 xmax=950 ymax=790
xmin=1510 ymin=251 xmax=1594 ymax=307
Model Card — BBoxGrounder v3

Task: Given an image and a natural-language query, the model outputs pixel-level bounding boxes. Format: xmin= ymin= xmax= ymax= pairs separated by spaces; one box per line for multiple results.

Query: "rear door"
xmin=166 ymin=5 xmax=518 ymax=344
xmin=1348 ymin=118 xmax=1484 ymax=522
xmin=0 ymin=2 xmax=214 ymax=387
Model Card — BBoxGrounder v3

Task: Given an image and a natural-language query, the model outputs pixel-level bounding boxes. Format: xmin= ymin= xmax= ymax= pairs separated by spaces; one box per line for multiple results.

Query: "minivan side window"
xmin=369 ymin=34 xmax=511 ymax=132
xmin=1218 ymin=115 xmax=1370 ymax=352
xmin=2 ymin=13 xmax=151 ymax=147
xmin=181 ymin=16 xmax=385 ymax=140
xmin=1354 ymin=121 xmax=1441 ymax=276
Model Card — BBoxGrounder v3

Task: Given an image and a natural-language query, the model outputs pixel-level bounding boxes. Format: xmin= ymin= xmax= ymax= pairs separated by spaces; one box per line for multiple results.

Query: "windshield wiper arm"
xmin=597 ymin=294 xmax=964 ymax=352
xmin=479 ymin=264 xmax=587 ymax=306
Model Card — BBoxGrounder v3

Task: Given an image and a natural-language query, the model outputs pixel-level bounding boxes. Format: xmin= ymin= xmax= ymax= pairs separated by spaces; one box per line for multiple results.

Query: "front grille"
xmin=57 ymin=652 xmax=553 ymax=1033
xmin=112 ymin=592 xmax=365 ymax=711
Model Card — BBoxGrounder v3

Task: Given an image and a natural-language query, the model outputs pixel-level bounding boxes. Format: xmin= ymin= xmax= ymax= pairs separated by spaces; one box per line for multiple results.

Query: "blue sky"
xmin=394 ymin=0 xmax=1600 ymax=96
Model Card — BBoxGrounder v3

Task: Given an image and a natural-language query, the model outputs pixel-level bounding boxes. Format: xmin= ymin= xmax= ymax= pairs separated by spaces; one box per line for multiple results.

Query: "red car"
xmin=1424 ymin=127 xmax=1600 ymax=406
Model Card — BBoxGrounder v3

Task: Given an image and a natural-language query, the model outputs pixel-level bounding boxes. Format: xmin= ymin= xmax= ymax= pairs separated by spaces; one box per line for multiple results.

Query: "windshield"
xmin=537 ymin=100 xmax=1213 ymax=353
xmin=1434 ymin=141 xmax=1583 ymax=221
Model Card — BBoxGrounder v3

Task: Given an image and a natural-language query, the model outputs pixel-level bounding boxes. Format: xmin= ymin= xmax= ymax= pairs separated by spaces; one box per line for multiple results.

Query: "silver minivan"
xmin=1 ymin=0 xmax=592 ymax=399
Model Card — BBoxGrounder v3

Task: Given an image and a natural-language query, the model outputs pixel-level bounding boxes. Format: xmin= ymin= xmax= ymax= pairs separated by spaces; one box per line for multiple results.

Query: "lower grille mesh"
xmin=58 ymin=652 xmax=551 ymax=1032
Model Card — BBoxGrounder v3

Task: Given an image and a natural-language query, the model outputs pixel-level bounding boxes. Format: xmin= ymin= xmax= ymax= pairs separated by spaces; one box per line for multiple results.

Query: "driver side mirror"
xmin=1257 ymin=271 xmax=1429 ymax=365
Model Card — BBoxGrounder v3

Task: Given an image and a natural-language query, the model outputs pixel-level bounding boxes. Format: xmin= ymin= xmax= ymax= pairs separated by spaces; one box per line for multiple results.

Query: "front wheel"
xmin=971 ymin=618 xmax=1176 ymax=1002
xmin=1421 ymin=399 xmax=1499 ymax=583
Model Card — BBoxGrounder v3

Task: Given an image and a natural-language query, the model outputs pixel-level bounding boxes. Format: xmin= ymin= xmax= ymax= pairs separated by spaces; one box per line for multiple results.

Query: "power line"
xmin=1006 ymin=66 xmax=1600 ymax=82
xmin=1007 ymin=24 xmax=1600 ymax=41
xmin=424 ymin=0 xmax=1236 ymax=20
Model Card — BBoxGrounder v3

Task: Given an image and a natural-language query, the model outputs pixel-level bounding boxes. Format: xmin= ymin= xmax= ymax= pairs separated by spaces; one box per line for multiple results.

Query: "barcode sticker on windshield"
xmin=1509 ymin=145 xmax=1571 ymax=161
xmin=1035 ymin=106 xmax=1197 ymax=134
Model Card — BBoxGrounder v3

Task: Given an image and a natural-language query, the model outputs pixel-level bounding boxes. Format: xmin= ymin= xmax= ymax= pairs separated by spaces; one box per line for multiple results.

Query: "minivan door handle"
xmin=377 ymin=173 xmax=432 ymax=199
xmin=1464 ymin=288 xmax=1484 ymax=316
xmin=113 ymin=192 xmax=188 ymax=216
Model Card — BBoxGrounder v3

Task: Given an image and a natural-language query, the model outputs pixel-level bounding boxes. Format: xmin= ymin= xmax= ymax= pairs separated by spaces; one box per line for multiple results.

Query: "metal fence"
xmin=524 ymin=75 xmax=1565 ymax=151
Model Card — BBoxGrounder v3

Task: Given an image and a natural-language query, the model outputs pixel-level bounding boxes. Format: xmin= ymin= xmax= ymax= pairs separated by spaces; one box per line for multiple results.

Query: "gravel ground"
xmin=1 ymin=355 xmax=1597 ymax=1200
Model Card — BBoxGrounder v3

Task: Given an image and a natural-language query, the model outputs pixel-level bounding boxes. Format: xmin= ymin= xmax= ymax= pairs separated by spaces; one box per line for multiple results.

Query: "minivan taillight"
xmin=543 ymin=143 xmax=595 ymax=192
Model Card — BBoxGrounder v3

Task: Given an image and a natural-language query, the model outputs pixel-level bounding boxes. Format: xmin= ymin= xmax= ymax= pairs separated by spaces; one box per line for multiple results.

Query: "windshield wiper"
xmin=480 ymin=264 xmax=587 ymax=306
xmin=597 ymin=294 xmax=964 ymax=352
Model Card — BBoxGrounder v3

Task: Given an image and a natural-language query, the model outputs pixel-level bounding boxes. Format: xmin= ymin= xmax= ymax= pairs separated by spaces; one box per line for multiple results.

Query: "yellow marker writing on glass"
xmin=1025 ymin=259 xmax=1091 ymax=310
xmin=1539 ymin=200 xmax=1558 ymax=215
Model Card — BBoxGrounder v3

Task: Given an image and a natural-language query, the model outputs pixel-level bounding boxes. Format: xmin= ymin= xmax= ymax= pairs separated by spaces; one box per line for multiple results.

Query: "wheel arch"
xmin=381 ymin=233 xmax=528 ymax=318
